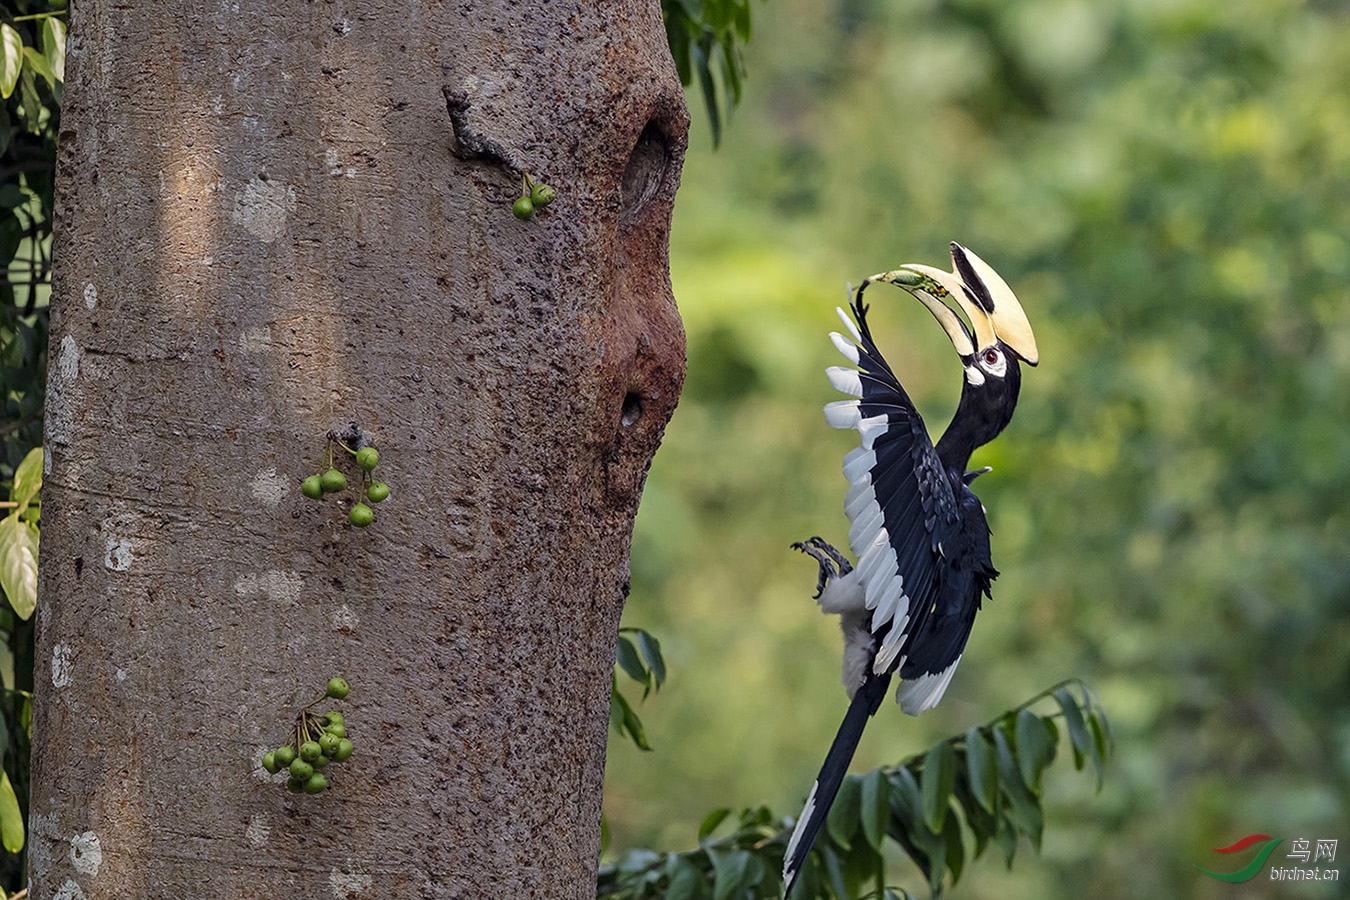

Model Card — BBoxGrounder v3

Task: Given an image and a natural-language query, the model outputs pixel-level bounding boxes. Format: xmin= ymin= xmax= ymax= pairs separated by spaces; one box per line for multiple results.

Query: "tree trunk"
xmin=30 ymin=2 xmax=687 ymax=896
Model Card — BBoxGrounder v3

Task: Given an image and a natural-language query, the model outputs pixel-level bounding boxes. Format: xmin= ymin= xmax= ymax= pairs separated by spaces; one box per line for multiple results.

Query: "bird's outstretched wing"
xmin=822 ymin=292 xmax=961 ymax=681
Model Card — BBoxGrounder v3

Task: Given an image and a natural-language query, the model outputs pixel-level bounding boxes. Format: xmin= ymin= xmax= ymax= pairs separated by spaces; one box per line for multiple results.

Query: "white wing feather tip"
xmin=842 ymin=447 xmax=875 ymax=483
xmin=823 ymin=400 xmax=862 ymax=429
xmin=829 ymin=331 xmax=861 ymax=365
xmin=857 ymin=415 xmax=889 ymax=449
xmin=826 ymin=366 xmax=864 ymax=398
xmin=835 ymin=306 xmax=862 ymax=342
xmin=895 ymin=656 xmax=963 ymax=716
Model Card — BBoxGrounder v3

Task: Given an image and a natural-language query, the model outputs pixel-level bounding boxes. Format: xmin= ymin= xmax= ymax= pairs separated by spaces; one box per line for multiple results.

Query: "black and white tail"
xmin=782 ymin=670 xmax=893 ymax=897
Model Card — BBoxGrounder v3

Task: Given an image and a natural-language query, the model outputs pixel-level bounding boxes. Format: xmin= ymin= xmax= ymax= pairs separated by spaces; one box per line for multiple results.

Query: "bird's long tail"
xmin=782 ymin=669 xmax=893 ymax=897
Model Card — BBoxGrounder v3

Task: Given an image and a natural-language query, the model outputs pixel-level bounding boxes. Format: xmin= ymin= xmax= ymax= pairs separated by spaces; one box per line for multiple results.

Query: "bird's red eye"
xmin=983 ymin=348 xmax=1001 ymax=366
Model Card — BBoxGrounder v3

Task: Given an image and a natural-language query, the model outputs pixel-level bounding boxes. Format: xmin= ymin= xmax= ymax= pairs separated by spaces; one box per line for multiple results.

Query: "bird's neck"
xmin=934 ymin=417 xmax=982 ymax=474
xmin=935 ymin=376 xmax=1019 ymax=474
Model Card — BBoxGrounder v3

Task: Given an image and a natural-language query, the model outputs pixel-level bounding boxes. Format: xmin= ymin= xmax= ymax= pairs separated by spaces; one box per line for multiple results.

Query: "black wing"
xmin=823 ymin=293 xmax=962 ymax=692
xmin=786 ymin=294 xmax=982 ymax=897
xmin=893 ymin=485 xmax=997 ymax=712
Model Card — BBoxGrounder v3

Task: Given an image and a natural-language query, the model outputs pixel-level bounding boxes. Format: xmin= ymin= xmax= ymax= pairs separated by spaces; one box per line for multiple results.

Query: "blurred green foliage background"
xmin=606 ymin=0 xmax=1350 ymax=897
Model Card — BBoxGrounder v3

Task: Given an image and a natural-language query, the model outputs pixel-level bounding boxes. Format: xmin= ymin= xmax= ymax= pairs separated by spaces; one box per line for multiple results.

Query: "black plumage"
xmin=783 ymin=243 xmax=1038 ymax=896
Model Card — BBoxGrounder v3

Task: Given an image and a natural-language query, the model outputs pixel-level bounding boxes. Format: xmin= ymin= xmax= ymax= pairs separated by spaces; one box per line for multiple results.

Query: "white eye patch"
xmin=978 ymin=347 xmax=1007 ymax=379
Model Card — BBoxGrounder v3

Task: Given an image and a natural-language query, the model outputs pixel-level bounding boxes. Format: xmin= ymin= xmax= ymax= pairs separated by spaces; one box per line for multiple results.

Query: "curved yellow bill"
xmin=948 ymin=242 xmax=1039 ymax=366
xmin=858 ymin=244 xmax=1039 ymax=366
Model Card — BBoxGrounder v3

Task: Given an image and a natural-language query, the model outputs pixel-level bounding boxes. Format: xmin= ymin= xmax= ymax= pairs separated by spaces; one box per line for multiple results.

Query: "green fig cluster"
xmin=262 ymin=677 xmax=356 ymax=795
xmin=512 ymin=172 xmax=556 ymax=221
xmin=302 ymin=434 xmax=390 ymax=527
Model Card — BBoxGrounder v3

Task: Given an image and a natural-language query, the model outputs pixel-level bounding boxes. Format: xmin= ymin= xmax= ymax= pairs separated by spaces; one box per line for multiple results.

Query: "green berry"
xmin=301 ymin=475 xmax=324 ymax=499
xmin=262 ymin=751 xmax=279 ymax=774
xmin=286 ymin=776 xmax=306 ymax=793
xmin=311 ymin=753 xmax=329 ymax=770
xmin=325 ymin=721 xmax=346 ymax=739
xmin=320 ymin=468 xmax=347 ymax=493
xmin=530 ymin=182 xmax=556 ymax=207
xmin=349 ymin=503 xmax=374 ymax=527
xmin=334 ymin=738 xmax=355 ymax=762
xmin=512 ymin=195 xmax=534 ymax=220
xmin=274 ymin=746 xmax=296 ymax=767
xmin=323 ymin=711 xmax=344 ymax=726
xmin=366 ymin=481 xmax=390 ymax=503
xmin=326 ymin=677 xmax=350 ymax=700
xmin=289 ymin=758 xmax=313 ymax=780
xmin=356 ymin=446 xmax=379 ymax=471
xmin=319 ymin=733 xmax=341 ymax=756
xmin=303 ymin=772 xmax=328 ymax=794
xmin=299 ymin=740 xmax=322 ymax=763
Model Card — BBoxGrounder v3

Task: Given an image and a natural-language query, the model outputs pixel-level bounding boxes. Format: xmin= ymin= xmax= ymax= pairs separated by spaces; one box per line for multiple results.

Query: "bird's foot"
xmin=791 ymin=536 xmax=854 ymax=599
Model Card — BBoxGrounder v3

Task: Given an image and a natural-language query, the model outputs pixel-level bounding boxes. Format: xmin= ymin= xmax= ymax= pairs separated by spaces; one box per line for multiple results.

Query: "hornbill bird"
xmin=781 ymin=243 xmax=1038 ymax=896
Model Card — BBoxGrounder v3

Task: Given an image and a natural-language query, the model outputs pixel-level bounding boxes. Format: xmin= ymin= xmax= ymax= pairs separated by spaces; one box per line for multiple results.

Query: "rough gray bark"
xmin=30 ymin=1 xmax=687 ymax=896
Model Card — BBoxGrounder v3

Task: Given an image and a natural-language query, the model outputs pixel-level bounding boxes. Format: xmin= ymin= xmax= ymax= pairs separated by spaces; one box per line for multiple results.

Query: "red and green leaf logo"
xmin=1196 ymin=834 xmax=1283 ymax=882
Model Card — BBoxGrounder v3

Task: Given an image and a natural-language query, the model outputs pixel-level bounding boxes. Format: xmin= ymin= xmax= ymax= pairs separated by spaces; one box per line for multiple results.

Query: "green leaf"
xmin=636 ymin=629 xmax=666 ymax=688
xmin=965 ymin=727 xmax=997 ymax=814
xmin=921 ymin=742 xmax=956 ymax=833
xmin=1091 ymin=701 xmax=1115 ymax=758
xmin=666 ymin=855 xmax=703 ymax=900
xmin=993 ymin=815 xmax=1018 ymax=867
xmin=22 ymin=47 xmax=55 ymax=92
xmin=717 ymin=33 xmax=743 ymax=106
xmin=942 ymin=806 xmax=965 ymax=887
xmin=820 ymin=843 xmax=849 ymax=900
xmin=742 ymin=804 xmax=773 ymax=828
xmin=703 ymin=0 xmax=728 ymax=29
xmin=691 ymin=41 xmax=721 ymax=146
xmin=742 ymin=854 xmax=767 ymax=892
xmin=665 ymin=17 xmax=691 ymax=86
xmin=840 ymin=834 xmax=881 ymax=897
xmin=10 ymin=446 xmax=42 ymax=515
xmin=825 ymin=773 xmax=861 ymax=848
xmin=0 ymin=642 xmax=12 ymax=694
xmin=993 ymin=728 xmax=1043 ymax=849
xmin=41 ymin=16 xmax=65 ymax=83
xmin=0 ymin=183 xmax=25 ymax=209
xmin=19 ymin=67 xmax=41 ymax=132
xmin=697 ymin=807 xmax=731 ymax=841
xmin=0 ymin=771 xmax=22 ymax=853
xmin=0 ymin=25 xmax=20 ymax=100
xmin=615 ymin=635 xmax=648 ymax=686
xmin=0 ymin=517 xmax=38 ymax=620
xmin=860 ymin=767 xmax=889 ymax=851
xmin=675 ymin=0 xmax=703 ymax=19
xmin=710 ymin=848 xmax=752 ymax=900
xmin=610 ymin=680 xmax=651 ymax=750
xmin=734 ymin=0 xmax=752 ymax=39
xmin=621 ymin=698 xmax=651 ymax=751
xmin=1087 ymin=710 xmax=1111 ymax=790
xmin=889 ymin=765 xmax=949 ymax=878
xmin=1054 ymin=686 xmax=1093 ymax=771
xmin=1014 ymin=708 xmax=1054 ymax=795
